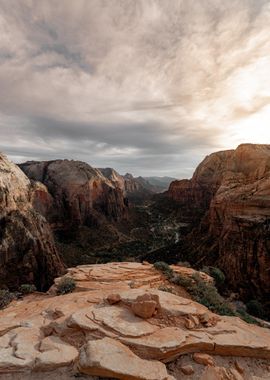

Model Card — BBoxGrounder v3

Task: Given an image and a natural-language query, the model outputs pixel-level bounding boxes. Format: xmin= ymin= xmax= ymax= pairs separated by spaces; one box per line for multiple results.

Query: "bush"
xmin=171 ymin=272 xmax=234 ymax=316
xmin=153 ymin=261 xmax=173 ymax=279
xmin=236 ymin=307 xmax=259 ymax=325
xmin=202 ymin=266 xmax=226 ymax=288
xmin=177 ymin=261 xmax=191 ymax=268
xmin=19 ymin=284 xmax=37 ymax=295
xmin=246 ymin=300 xmax=265 ymax=319
xmin=0 ymin=290 xmax=15 ymax=309
xmin=171 ymin=274 xmax=193 ymax=288
xmin=158 ymin=285 xmax=174 ymax=294
xmin=56 ymin=277 xmax=76 ymax=295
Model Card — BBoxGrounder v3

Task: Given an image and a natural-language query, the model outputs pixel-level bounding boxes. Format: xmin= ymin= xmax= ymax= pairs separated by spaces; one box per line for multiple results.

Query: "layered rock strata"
xmin=0 ymin=262 xmax=269 ymax=379
xmin=167 ymin=144 xmax=270 ymax=303
xmin=0 ymin=154 xmax=64 ymax=290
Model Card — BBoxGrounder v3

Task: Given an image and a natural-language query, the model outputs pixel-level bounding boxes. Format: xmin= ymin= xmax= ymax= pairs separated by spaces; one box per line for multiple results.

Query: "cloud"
xmin=0 ymin=0 xmax=270 ymax=176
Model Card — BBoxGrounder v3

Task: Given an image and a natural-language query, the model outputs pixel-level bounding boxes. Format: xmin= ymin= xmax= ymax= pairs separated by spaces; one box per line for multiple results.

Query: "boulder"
xmin=79 ymin=337 xmax=171 ymax=380
xmin=131 ymin=293 xmax=160 ymax=319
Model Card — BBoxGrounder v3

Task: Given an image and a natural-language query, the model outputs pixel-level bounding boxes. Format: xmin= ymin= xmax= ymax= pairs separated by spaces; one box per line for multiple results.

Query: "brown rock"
xmin=193 ymin=353 xmax=214 ymax=366
xmin=234 ymin=360 xmax=244 ymax=374
xmin=0 ymin=263 xmax=270 ymax=378
xmin=0 ymin=154 xmax=64 ymax=291
xmin=19 ymin=160 xmax=128 ymax=228
xmin=79 ymin=337 xmax=171 ymax=380
xmin=131 ymin=293 xmax=159 ymax=319
xmin=166 ymin=144 xmax=270 ymax=307
xmin=185 ymin=318 xmax=196 ymax=330
xmin=180 ymin=365 xmax=194 ymax=375
xmin=107 ymin=293 xmax=121 ymax=305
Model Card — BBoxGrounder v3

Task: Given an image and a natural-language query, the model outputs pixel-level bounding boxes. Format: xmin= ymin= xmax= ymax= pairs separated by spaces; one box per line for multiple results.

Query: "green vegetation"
xmin=202 ymin=266 xmax=226 ymax=288
xmin=177 ymin=261 xmax=191 ymax=268
xmin=246 ymin=300 xmax=266 ymax=319
xmin=172 ymin=273 xmax=234 ymax=316
xmin=56 ymin=277 xmax=76 ymax=295
xmin=19 ymin=284 xmax=37 ymax=295
xmin=153 ymin=261 xmax=173 ymax=279
xmin=155 ymin=264 xmax=260 ymax=325
xmin=0 ymin=289 xmax=15 ymax=309
xmin=158 ymin=285 xmax=174 ymax=294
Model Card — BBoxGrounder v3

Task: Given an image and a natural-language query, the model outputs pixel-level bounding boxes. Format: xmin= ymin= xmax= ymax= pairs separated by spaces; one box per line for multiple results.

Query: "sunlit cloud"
xmin=0 ymin=0 xmax=269 ymax=177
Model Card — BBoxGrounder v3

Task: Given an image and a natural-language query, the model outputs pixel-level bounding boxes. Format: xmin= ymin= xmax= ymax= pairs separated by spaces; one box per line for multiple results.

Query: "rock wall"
xmin=20 ymin=160 xmax=129 ymax=229
xmin=0 ymin=154 xmax=64 ymax=290
xmin=166 ymin=144 xmax=270 ymax=303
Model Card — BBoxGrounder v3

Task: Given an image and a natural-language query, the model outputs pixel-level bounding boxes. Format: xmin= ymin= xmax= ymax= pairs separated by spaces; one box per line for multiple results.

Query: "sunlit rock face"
xmin=0 ymin=154 xmax=64 ymax=291
xmin=167 ymin=144 xmax=270 ymax=304
xmin=20 ymin=160 xmax=129 ymax=230
xmin=0 ymin=262 xmax=270 ymax=379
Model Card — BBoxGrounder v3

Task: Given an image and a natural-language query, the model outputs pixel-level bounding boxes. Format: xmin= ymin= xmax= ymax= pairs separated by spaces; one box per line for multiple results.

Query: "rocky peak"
xmin=0 ymin=154 xmax=64 ymax=291
xmin=20 ymin=159 xmax=128 ymax=228
xmin=166 ymin=144 xmax=270 ymax=310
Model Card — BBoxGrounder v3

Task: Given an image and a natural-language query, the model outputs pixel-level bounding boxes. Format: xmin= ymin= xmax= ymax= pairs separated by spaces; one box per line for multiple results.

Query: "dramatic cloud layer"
xmin=0 ymin=0 xmax=270 ymax=176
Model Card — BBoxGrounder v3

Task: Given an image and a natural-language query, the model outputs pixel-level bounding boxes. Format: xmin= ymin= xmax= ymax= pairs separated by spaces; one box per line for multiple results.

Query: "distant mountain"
xmin=142 ymin=176 xmax=177 ymax=192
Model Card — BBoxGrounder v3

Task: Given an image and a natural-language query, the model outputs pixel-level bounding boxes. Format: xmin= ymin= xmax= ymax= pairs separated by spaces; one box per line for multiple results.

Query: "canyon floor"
xmin=0 ymin=262 xmax=269 ymax=380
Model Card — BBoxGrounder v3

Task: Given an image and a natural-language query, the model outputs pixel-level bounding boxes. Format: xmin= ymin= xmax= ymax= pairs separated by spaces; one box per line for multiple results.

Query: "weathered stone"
xmin=234 ymin=360 xmax=244 ymax=374
xmin=35 ymin=336 xmax=78 ymax=370
xmin=193 ymin=353 xmax=214 ymax=366
xmin=79 ymin=337 xmax=171 ymax=380
xmin=131 ymin=294 xmax=159 ymax=319
xmin=180 ymin=365 xmax=194 ymax=375
xmin=0 ymin=154 xmax=64 ymax=291
xmin=0 ymin=262 xmax=270 ymax=379
xmin=107 ymin=293 xmax=121 ymax=305
xmin=166 ymin=144 xmax=270 ymax=304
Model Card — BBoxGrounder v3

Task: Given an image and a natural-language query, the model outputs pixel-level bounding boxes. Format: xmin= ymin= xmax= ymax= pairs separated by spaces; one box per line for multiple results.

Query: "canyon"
xmin=1 ymin=144 xmax=270 ymax=378
xmin=166 ymin=144 xmax=270 ymax=313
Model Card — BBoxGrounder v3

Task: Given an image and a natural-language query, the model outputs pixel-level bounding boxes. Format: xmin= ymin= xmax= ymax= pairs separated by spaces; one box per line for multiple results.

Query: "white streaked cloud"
xmin=0 ymin=0 xmax=269 ymax=177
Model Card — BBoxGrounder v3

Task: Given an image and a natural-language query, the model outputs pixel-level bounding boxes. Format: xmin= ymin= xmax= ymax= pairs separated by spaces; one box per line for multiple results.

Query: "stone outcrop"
xmin=0 ymin=262 xmax=269 ymax=379
xmin=0 ymin=154 xmax=64 ymax=290
xmin=166 ymin=144 xmax=270 ymax=305
xmin=20 ymin=160 xmax=128 ymax=229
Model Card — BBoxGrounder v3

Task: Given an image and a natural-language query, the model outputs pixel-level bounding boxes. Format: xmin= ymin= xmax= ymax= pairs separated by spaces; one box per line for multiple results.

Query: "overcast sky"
xmin=1 ymin=0 xmax=270 ymax=177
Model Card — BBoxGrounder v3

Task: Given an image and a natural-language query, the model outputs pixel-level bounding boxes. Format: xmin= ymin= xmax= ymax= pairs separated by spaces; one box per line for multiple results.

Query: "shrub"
xmin=210 ymin=267 xmax=226 ymax=287
xmin=153 ymin=261 xmax=173 ymax=279
xmin=158 ymin=285 xmax=174 ymax=294
xmin=19 ymin=284 xmax=37 ymax=295
xmin=0 ymin=290 xmax=15 ymax=309
xmin=246 ymin=300 xmax=265 ymax=319
xmin=56 ymin=277 xmax=76 ymax=295
xmin=171 ymin=272 xmax=234 ymax=316
xmin=171 ymin=274 xmax=193 ymax=288
xmin=236 ymin=307 xmax=259 ymax=325
xmin=177 ymin=261 xmax=191 ymax=268
xmin=202 ymin=266 xmax=226 ymax=288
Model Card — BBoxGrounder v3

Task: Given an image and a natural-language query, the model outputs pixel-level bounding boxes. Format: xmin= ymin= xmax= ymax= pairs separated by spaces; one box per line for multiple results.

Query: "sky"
xmin=0 ymin=0 xmax=270 ymax=177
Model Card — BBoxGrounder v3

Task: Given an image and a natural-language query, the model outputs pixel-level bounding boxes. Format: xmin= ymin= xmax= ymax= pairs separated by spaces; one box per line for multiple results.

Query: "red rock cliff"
xmin=20 ymin=160 xmax=128 ymax=229
xmin=167 ymin=144 xmax=270 ymax=303
xmin=0 ymin=154 xmax=64 ymax=290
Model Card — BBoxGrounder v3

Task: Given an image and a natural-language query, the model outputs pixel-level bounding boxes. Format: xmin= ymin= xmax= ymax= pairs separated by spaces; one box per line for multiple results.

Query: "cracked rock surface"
xmin=0 ymin=262 xmax=270 ymax=379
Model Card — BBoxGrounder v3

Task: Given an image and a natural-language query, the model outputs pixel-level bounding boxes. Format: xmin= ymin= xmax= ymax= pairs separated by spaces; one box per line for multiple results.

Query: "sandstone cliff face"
xmin=167 ymin=144 xmax=270 ymax=304
xmin=0 ymin=262 xmax=270 ymax=379
xmin=20 ymin=160 xmax=128 ymax=229
xmin=0 ymin=154 xmax=64 ymax=290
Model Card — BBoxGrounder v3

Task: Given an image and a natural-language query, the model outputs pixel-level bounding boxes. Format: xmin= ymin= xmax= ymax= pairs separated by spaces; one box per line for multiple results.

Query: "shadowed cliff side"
xmin=0 ymin=154 xmax=64 ymax=291
xmin=166 ymin=144 xmax=270 ymax=311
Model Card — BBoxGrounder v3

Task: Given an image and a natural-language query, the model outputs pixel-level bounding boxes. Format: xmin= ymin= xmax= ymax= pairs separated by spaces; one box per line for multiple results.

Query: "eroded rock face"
xmin=0 ymin=262 xmax=270 ymax=380
xmin=0 ymin=154 xmax=64 ymax=290
xmin=19 ymin=160 xmax=128 ymax=229
xmin=167 ymin=144 xmax=270 ymax=304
